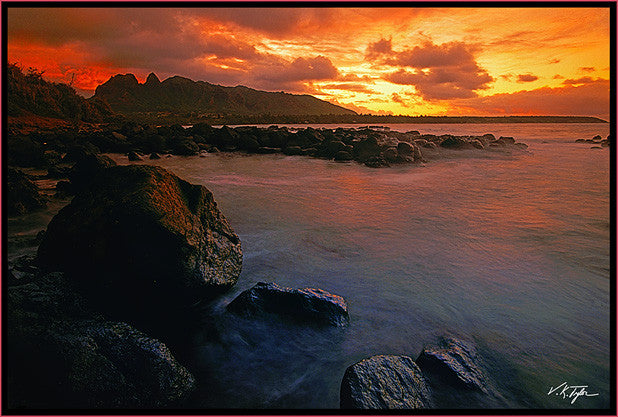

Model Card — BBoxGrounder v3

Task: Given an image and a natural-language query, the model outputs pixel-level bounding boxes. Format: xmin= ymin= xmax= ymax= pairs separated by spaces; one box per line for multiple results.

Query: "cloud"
xmin=562 ymin=76 xmax=604 ymax=85
xmin=251 ymin=55 xmax=340 ymax=91
xmin=318 ymin=83 xmax=376 ymax=94
xmin=450 ymin=79 xmax=609 ymax=119
xmin=370 ymin=39 xmax=493 ymax=100
xmin=549 ymin=58 xmax=560 ymax=64
xmin=553 ymin=74 xmax=564 ymax=79
xmin=365 ymin=38 xmax=393 ymax=60
xmin=500 ymin=74 xmax=513 ymax=81
xmin=517 ymin=74 xmax=538 ymax=82
xmin=391 ymin=92 xmax=408 ymax=106
xmin=579 ymin=66 xmax=595 ymax=73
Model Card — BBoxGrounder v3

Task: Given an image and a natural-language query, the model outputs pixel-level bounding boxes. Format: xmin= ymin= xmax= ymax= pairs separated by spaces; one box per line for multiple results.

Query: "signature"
xmin=548 ymin=382 xmax=599 ymax=404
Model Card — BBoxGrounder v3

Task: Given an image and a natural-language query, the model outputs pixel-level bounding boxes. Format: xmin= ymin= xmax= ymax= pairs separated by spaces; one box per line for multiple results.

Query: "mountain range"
xmin=93 ymin=73 xmax=356 ymax=117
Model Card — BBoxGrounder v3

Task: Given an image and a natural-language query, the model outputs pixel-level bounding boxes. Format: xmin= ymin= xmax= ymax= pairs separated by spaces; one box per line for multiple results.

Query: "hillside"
xmin=7 ymin=64 xmax=114 ymax=124
xmin=92 ymin=73 xmax=357 ymax=117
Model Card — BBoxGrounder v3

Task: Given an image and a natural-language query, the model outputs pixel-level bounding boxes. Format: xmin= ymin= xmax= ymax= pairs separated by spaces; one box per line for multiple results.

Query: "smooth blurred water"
xmin=8 ymin=123 xmax=611 ymax=410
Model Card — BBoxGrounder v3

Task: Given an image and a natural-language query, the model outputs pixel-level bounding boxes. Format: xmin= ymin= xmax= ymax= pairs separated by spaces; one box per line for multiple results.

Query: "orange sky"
xmin=6 ymin=7 xmax=612 ymax=119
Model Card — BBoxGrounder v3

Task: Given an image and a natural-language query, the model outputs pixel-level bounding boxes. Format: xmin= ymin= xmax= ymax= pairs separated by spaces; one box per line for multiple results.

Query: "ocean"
xmin=7 ymin=123 xmax=612 ymax=409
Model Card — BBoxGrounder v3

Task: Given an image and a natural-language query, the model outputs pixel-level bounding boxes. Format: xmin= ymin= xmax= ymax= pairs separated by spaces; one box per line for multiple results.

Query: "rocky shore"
xmin=6 ymin=124 xmax=585 ymax=410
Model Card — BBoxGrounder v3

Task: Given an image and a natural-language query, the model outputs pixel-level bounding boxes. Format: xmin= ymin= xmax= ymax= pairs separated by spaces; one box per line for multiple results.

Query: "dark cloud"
xmin=319 ymin=83 xmax=376 ymax=94
xmin=517 ymin=74 xmax=538 ymax=82
xmin=549 ymin=58 xmax=560 ymax=64
xmin=579 ymin=66 xmax=595 ymax=73
xmin=385 ymin=66 xmax=493 ymax=100
xmin=553 ymin=74 xmax=564 ymax=79
xmin=370 ymin=39 xmax=493 ymax=100
xmin=391 ymin=92 xmax=407 ymax=106
xmin=365 ymin=38 xmax=393 ymax=60
xmin=500 ymin=74 xmax=513 ymax=81
xmin=451 ymin=79 xmax=609 ymax=119
xmin=562 ymin=76 xmax=602 ymax=85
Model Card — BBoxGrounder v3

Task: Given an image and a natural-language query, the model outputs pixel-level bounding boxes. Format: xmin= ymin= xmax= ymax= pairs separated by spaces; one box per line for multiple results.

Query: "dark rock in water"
xmin=62 ymin=143 xmax=101 ymax=163
xmin=514 ymin=142 xmax=528 ymax=149
xmin=601 ymin=139 xmax=610 ymax=147
xmin=498 ymin=136 xmax=515 ymax=145
xmin=301 ymin=147 xmax=319 ymax=157
xmin=440 ymin=136 xmax=469 ymax=149
xmin=38 ymin=165 xmax=242 ymax=322
xmin=6 ymin=272 xmax=195 ymax=409
xmin=227 ymin=282 xmax=349 ymax=327
xmin=127 ymin=151 xmax=142 ymax=161
xmin=256 ymin=146 xmax=280 ymax=154
xmin=397 ymin=141 xmax=414 ymax=156
xmin=68 ymin=154 xmax=117 ymax=193
xmin=283 ymin=146 xmax=303 ymax=156
xmin=382 ymin=147 xmax=398 ymax=163
xmin=334 ymin=151 xmax=353 ymax=161
xmin=365 ymin=155 xmax=389 ymax=168
xmin=340 ymin=355 xmax=432 ymax=409
xmin=149 ymin=152 xmax=161 ymax=159
xmin=173 ymin=140 xmax=199 ymax=156
xmin=326 ymin=140 xmax=347 ymax=157
xmin=471 ymin=139 xmax=484 ymax=150
xmin=208 ymin=147 xmax=220 ymax=153
xmin=416 ymin=336 xmax=487 ymax=392
xmin=111 ymin=131 xmax=127 ymax=141
xmin=591 ymin=146 xmax=603 ymax=149
xmin=354 ymin=137 xmax=382 ymax=162
xmin=575 ymin=138 xmax=586 ymax=143
xmin=593 ymin=135 xmax=602 ymax=140
xmin=7 ymin=168 xmax=47 ymax=216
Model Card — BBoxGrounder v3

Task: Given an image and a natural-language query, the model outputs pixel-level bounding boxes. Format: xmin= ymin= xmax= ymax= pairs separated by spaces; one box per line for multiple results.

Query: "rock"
xmin=601 ymin=140 xmax=610 ymax=147
xmin=7 ymin=168 xmax=47 ymax=216
xmin=47 ymin=164 xmax=72 ymax=179
xmin=111 ymin=131 xmax=127 ymax=141
xmin=326 ymin=140 xmax=347 ymax=157
xmin=68 ymin=154 xmax=117 ymax=193
xmin=471 ymin=140 xmax=485 ymax=150
xmin=334 ymin=151 xmax=353 ymax=161
xmin=382 ymin=147 xmax=399 ymax=163
xmin=172 ymin=140 xmax=199 ymax=156
xmin=208 ymin=147 xmax=220 ymax=153
xmin=575 ymin=138 xmax=586 ymax=143
xmin=37 ymin=165 xmax=242 ymax=321
xmin=283 ymin=146 xmax=303 ymax=156
xmin=149 ymin=152 xmax=161 ymax=159
xmin=353 ymin=137 xmax=382 ymax=162
xmin=593 ymin=135 xmax=602 ymax=140
xmin=55 ymin=180 xmax=74 ymax=197
xmin=340 ymin=355 xmax=432 ymax=409
xmin=397 ymin=141 xmax=414 ymax=156
xmin=440 ymin=136 xmax=469 ymax=149
xmin=498 ymin=136 xmax=515 ymax=145
xmin=127 ymin=151 xmax=142 ymax=161
xmin=591 ymin=146 xmax=603 ymax=149
xmin=227 ymin=282 xmax=349 ymax=327
xmin=365 ymin=155 xmax=389 ymax=168
xmin=256 ymin=147 xmax=280 ymax=154
xmin=62 ymin=143 xmax=101 ymax=163
xmin=514 ymin=142 xmax=528 ymax=149
xmin=413 ymin=145 xmax=424 ymax=162
xmin=6 ymin=272 xmax=195 ymax=409
xmin=416 ymin=336 xmax=487 ymax=392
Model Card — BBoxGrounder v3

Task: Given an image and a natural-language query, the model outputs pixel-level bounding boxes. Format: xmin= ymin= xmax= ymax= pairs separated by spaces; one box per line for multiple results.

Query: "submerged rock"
xmin=7 ymin=168 xmax=47 ymax=216
xmin=6 ymin=272 xmax=195 ymax=409
xmin=38 ymin=165 xmax=242 ymax=319
xmin=416 ymin=336 xmax=487 ymax=392
xmin=227 ymin=282 xmax=349 ymax=327
xmin=340 ymin=355 xmax=432 ymax=409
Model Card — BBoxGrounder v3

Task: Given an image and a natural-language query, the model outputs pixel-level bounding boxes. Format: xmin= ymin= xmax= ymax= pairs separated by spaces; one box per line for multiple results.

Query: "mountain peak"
xmin=145 ymin=72 xmax=160 ymax=86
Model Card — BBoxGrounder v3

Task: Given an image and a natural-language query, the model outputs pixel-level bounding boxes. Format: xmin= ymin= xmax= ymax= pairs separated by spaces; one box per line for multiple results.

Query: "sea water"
xmin=7 ymin=123 xmax=611 ymax=409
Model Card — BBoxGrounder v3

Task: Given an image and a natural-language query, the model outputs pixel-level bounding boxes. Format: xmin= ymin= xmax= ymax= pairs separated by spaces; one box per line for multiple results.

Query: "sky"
xmin=6 ymin=7 xmax=612 ymax=119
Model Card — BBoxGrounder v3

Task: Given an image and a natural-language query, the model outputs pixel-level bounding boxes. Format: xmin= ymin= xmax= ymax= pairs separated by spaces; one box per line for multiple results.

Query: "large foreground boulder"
xmin=7 ymin=168 xmax=47 ymax=216
xmin=415 ymin=336 xmax=487 ymax=392
xmin=6 ymin=272 xmax=195 ymax=409
xmin=227 ymin=282 xmax=349 ymax=326
xmin=37 ymin=165 xmax=242 ymax=319
xmin=340 ymin=355 xmax=432 ymax=409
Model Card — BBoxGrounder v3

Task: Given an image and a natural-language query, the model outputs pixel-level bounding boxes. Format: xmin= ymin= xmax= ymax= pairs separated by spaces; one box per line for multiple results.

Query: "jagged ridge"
xmin=92 ymin=73 xmax=357 ymax=116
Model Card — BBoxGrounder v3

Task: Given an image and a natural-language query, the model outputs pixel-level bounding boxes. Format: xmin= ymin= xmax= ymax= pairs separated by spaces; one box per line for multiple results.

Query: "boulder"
xmin=498 ymin=136 xmax=515 ymax=145
xmin=38 ymin=165 xmax=242 ymax=320
xmin=7 ymin=168 xmax=47 ymax=216
xmin=256 ymin=147 xmax=280 ymax=154
xmin=353 ymin=137 xmax=382 ymax=162
xmin=416 ymin=336 xmax=487 ymax=392
xmin=440 ymin=136 xmax=469 ymax=149
xmin=364 ymin=155 xmax=389 ymax=168
xmin=593 ymin=135 xmax=602 ymax=140
xmin=68 ymin=154 xmax=117 ymax=193
xmin=334 ymin=151 xmax=353 ymax=161
xmin=397 ymin=141 xmax=414 ymax=156
xmin=6 ymin=272 xmax=195 ymax=409
xmin=149 ymin=152 xmax=161 ymax=159
xmin=227 ymin=282 xmax=349 ymax=327
xmin=283 ymin=146 xmax=303 ymax=156
xmin=127 ymin=151 xmax=142 ymax=161
xmin=340 ymin=355 xmax=432 ymax=409
xmin=382 ymin=147 xmax=398 ymax=163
